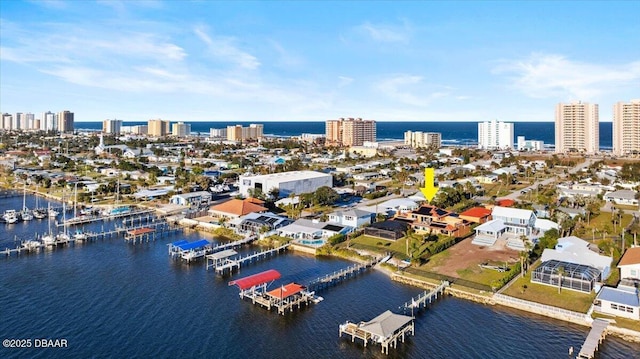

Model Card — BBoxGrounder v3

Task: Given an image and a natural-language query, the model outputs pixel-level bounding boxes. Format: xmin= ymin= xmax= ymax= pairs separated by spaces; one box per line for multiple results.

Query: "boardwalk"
xmin=206 ymin=244 xmax=290 ymax=273
xmin=577 ymin=318 xmax=610 ymax=359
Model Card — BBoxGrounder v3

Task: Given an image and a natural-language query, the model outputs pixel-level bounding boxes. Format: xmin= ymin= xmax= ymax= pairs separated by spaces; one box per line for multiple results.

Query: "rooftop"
xmin=358 ymin=310 xmax=414 ymax=339
xmin=597 ymin=286 xmax=640 ymax=307
xmin=459 ymin=207 xmax=492 ymax=218
xmin=619 ymin=247 xmax=640 ymax=267
xmin=240 ymin=170 xmax=331 ymax=182
xmin=209 ymin=198 xmax=267 ymax=216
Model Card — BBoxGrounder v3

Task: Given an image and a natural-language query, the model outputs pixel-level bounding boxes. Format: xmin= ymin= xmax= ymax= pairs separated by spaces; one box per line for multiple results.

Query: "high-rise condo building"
xmin=325 ymin=118 xmax=376 ymax=146
xmin=477 ymin=119 xmax=514 ymax=150
xmin=172 ymin=122 xmax=191 ymax=137
xmin=2 ymin=113 xmax=12 ymax=130
xmin=555 ymin=102 xmax=599 ymax=154
xmin=103 ymin=119 xmax=123 ymax=135
xmin=25 ymin=113 xmax=35 ymax=130
xmin=404 ymin=131 xmax=442 ymax=149
xmin=57 ymin=110 xmax=74 ymax=133
xmin=42 ymin=111 xmax=57 ymax=131
xmin=226 ymin=124 xmax=263 ymax=142
xmin=148 ymin=119 xmax=170 ymax=137
xmin=14 ymin=112 xmax=23 ymax=130
xmin=613 ymin=99 xmax=640 ymax=156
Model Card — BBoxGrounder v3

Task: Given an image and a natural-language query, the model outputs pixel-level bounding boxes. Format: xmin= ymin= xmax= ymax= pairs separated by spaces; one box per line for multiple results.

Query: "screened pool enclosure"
xmin=531 ymin=260 xmax=601 ymax=293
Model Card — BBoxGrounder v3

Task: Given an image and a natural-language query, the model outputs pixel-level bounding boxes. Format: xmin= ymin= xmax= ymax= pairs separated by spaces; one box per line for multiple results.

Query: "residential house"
xmin=236 ymin=212 xmax=293 ymax=234
xmin=169 ymin=191 xmax=212 ymax=209
xmin=277 ymin=219 xmax=352 ymax=247
xmin=407 ymin=205 xmax=471 ymax=238
xmin=364 ymin=219 xmax=412 ymax=241
xmin=604 ymin=190 xmax=639 ymax=206
xmin=459 ymin=207 xmax=492 ymax=224
xmin=618 ymin=247 xmax=640 ymax=281
xmin=594 ymin=285 xmax=639 ymax=320
xmin=328 ymin=209 xmax=375 ymax=228
xmin=208 ymin=198 xmax=267 ymax=221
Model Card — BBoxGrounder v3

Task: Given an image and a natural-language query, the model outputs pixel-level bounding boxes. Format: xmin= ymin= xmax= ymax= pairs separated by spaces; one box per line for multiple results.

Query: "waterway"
xmin=1 ymin=195 xmax=639 ymax=358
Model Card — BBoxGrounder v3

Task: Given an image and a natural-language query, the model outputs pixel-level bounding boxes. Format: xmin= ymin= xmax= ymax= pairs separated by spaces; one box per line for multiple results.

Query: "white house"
xmin=491 ymin=206 xmax=537 ymax=236
xmin=277 ymin=219 xmax=352 ymax=247
xmin=594 ymin=285 xmax=640 ymax=320
xmin=604 ymin=190 xmax=639 ymax=206
xmin=328 ymin=209 xmax=375 ymax=228
xmin=618 ymin=247 xmax=640 ymax=281
xmin=169 ymin=191 xmax=212 ymax=208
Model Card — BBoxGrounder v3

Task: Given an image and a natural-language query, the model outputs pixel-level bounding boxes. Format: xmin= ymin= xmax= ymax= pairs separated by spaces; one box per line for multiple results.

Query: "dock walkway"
xmin=206 ymin=244 xmax=289 ymax=273
xmin=399 ymin=281 xmax=449 ymax=314
xmin=577 ymin=318 xmax=610 ymax=359
xmin=307 ymin=256 xmax=382 ymax=292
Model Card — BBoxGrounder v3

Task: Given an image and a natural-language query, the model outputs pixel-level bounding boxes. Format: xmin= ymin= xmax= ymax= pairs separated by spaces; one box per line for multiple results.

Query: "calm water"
xmin=74 ymin=121 xmax=615 ymax=149
xmin=1 ymin=195 xmax=639 ymax=358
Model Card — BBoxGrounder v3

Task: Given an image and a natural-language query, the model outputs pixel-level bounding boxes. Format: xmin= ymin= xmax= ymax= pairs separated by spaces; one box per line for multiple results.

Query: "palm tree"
xmin=556 ymin=266 xmax=566 ymax=293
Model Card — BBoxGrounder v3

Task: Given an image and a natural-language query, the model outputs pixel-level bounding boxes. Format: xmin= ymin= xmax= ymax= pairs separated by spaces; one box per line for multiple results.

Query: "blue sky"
xmin=1 ymin=1 xmax=639 ymax=122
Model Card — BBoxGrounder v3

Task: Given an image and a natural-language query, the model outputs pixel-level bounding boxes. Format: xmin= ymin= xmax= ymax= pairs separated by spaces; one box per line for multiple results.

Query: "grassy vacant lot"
xmin=502 ymin=267 xmax=595 ymax=313
xmin=349 ymin=235 xmax=408 ymax=258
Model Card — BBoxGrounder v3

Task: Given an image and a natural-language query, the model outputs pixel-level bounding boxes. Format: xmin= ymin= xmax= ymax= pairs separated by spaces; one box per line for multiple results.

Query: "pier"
xmin=168 ymin=239 xmax=212 ymax=262
xmin=399 ymin=280 xmax=449 ymax=315
xmin=124 ymin=221 xmax=179 ymax=244
xmin=339 ymin=310 xmax=415 ymax=355
xmin=205 ymin=244 xmax=290 ymax=273
xmin=209 ymin=236 xmax=257 ymax=253
xmin=1 ymin=240 xmax=44 ymax=256
xmin=306 ymin=256 xmax=383 ymax=292
xmin=577 ymin=318 xmax=611 ymax=359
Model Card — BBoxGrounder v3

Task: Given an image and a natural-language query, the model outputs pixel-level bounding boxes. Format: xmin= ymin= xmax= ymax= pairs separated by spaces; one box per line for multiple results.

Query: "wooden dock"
xmin=577 ymin=318 xmax=611 ymax=359
xmin=307 ymin=256 xmax=382 ymax=292
xmin=209 ymin=236 xmax=257 ymax=253
xmin=399 ymin=280 xmax=449 ymax=315
xmin=58 ymin=208 xmax=156 ymax=227
xmin=205 ymin=244 xmax=290 ymax=273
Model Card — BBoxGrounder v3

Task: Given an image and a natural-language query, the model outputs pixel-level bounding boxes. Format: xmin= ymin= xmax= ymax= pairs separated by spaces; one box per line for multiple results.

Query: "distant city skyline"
xmin=1 ymin=1 xmax=639 ymax=122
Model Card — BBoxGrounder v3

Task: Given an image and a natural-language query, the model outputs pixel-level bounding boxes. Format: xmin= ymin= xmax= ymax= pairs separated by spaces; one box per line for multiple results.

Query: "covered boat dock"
xmin=339 ymin=310 xmax=415 ymax=355
xmin=229 ymin=269 xmax=316 ymax=315
xmin=168 ymin=239 xmax=212 ymax=262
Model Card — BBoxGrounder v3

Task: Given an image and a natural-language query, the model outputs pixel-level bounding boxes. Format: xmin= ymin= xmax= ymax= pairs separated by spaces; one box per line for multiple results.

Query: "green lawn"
xmin=502 ymin=270 xmax=595 ymax=313
xmin=349 ymin=235 xmax=407 ymax=258
xmin=592 ymin=312 xmax=640 ymax=332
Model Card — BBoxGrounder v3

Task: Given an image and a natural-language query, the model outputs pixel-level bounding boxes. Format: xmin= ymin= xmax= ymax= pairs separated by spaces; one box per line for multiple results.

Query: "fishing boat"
xmin=3 ymin=210 xmax=19 ymax=224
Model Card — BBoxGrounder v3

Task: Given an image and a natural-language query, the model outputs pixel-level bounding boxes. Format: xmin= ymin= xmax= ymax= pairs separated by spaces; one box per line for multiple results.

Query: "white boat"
xmin=3 ymin=210 xmax=19 ymax=224
xmin=42 ymin=234 xmax=57 ymax=246
xmin=48 ymin=209 xmax=60 ymax=218
xmin=20 ymin=209 xmax=33 ymax=221
xmin=22 ymin=240 xmax=42 ymax=251
xmin=73 ymin=231 xmax=88 ymax=241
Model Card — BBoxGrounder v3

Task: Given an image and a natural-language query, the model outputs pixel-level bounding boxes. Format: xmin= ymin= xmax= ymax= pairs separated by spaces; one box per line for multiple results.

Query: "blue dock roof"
xmin=178 ymin=239 xmax=211 ymax=251
xmin=171 ymin=240 xmax=189 ymax=247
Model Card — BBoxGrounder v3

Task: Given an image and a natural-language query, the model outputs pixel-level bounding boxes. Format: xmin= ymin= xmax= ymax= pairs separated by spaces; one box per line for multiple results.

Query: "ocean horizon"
xmin=75 ymin=121 xmax=614 ymax=149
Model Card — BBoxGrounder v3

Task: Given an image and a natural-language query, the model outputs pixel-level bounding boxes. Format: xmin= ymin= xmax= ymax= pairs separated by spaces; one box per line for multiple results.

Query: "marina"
xmin=1 ymin=195 xmax=640 ymax=358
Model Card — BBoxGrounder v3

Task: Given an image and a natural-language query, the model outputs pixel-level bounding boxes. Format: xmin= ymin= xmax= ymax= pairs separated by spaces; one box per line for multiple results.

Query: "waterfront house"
xmin=491 ymin=206 xmax=536 ymax=236
xmin=327 ymin=209 xmax=375 ymax=228
xmin=277 ymin=219 xmax=352 ymax=247
xmin=594 ymin=284 xmax=640 ymax=320
xmin=236 ymin=212 xmax=293 ymax=234
xmin=208 ymin=198 xmax=267 ymax=221
xmin=170 ymin=191 xmax=212 ymax=209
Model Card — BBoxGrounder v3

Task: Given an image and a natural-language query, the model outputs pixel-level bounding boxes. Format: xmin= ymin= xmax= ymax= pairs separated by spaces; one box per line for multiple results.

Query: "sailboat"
xmin=42 ymin=203 xmax=57 ymax=246
xmin=32 ymin=185 xmax=47 ymax=219
xmin=20 ymin=182 xmax=33 ymax=221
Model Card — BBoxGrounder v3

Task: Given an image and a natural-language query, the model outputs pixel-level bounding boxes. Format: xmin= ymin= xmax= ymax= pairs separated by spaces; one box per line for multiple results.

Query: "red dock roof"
xmin=266 ymin=283 xmax=306 ymax=300
xmin=127 ymin=228 xmax=155 ymax=235
xmin=229 ymin=269 xmax=281 ymax=290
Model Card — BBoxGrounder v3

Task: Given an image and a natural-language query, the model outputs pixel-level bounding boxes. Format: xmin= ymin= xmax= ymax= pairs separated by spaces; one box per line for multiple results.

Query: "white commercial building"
xmin=239 ymin=170 xmax=332 ymax=198
xmin=478 ymin=119 xmax=514 ymax=150
xmin=517 ymin=136 xmax=544 ymax=151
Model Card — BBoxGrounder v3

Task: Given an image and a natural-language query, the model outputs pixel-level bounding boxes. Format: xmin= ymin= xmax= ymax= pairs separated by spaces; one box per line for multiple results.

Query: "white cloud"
xmin=493 ymin=53 xmax=640 ymax=100
xmin=194 ymin=25 xmax=260 ymax=70
xmin=374 ymin=74 xmax=451 ymax=106
xmin=356 ymin=20 xmax=411 ymax=43
xmin=337 ymin=76 xmax=354 ymax=88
